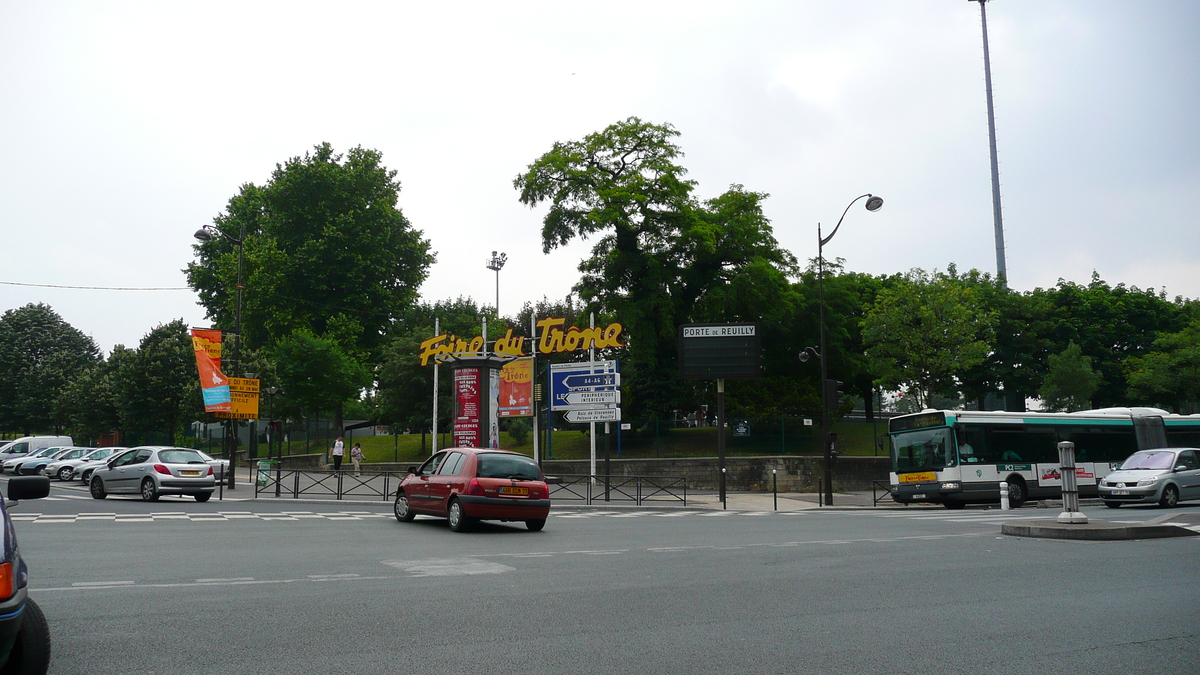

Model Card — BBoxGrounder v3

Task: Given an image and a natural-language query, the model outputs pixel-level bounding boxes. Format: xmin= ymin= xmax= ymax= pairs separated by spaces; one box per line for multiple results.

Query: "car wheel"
xmin=56 ymin=467 xmax=73 ymax=482
xmin=140 ymin=478 xmax=159 ymax=502
xmin=1159 ymin=484 xmax=1179 ymax=508
xmin=394 ymin=492 xmax=415 ymax=522
xmin=1006 ymin=478 xmax=1027 ymax=508
xmin=11 ymin=465 xmax=21 ymax=476
xmin=943 ymin=501 xmax=965 ymax=510
xmin=194 ymin=492 xmax=211 ymax=503
xmin=447 ymin=500 xmax=472 ymax=532
xmin=1104 ymin=501 xmax=1122 ymax=509
xmin=3 ymin=596 xmax=51 ymax=675
xmin=89 ymin=476 xmax=107 ymax=500
xmin=525 ymin=519 xmax=546 ymax=532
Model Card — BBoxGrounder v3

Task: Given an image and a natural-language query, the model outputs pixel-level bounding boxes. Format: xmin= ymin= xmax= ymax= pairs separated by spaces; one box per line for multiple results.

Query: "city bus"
xmin=887 ymin=407 xmax=1200 ymax=509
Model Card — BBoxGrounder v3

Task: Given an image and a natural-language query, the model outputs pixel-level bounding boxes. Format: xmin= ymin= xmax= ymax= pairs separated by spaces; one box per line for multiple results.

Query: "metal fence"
xmin=547 ymin=474 xmax=687 ymax=506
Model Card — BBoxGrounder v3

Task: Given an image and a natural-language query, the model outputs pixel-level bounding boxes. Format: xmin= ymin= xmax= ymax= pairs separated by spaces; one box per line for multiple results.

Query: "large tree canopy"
xmin=186 ymin=143 xmax=434 ymax=361
xmin=0 ymin=303 xmax=99 ymax=434
xmin=114 ymin=319 xmax=202 ymax=442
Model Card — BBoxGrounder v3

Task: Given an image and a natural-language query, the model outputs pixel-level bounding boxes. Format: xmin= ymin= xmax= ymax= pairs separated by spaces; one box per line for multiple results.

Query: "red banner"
xmin=191 ymin=328 xmax=231 ymax=413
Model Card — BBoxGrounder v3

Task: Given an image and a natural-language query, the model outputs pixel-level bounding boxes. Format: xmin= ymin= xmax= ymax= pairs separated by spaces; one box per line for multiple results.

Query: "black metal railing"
xmin=255 ymin=468 xmax=404 ymax=501
xmin=546 ymin=474 xmax=687 ymax=506
xmin=872 ymin=480 xmax=894 ymax=507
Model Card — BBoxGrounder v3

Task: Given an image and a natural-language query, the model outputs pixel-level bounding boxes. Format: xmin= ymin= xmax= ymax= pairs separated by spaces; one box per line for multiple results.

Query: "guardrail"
xmin=546 ymin=474 xmax=687 ymax=506
xmin=255 ymin=468 xmax=404 ymax=501
xmin=872 ymin=480 xmax=894 ymax=507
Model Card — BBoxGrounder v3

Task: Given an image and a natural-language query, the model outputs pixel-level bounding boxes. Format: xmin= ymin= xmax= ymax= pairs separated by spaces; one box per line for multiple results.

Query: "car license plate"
xmin=499 ymin=486 xmax=529 ymax=496
xmin=1113 ymin=489 xmax=1129 ymax=495
xmin=900 ymin=472 xmax=937 ymax=483
xmin=181 ymin=470 xmax=201 ymax=476
xmin=912 ymin=493 xmax=926 ymax=500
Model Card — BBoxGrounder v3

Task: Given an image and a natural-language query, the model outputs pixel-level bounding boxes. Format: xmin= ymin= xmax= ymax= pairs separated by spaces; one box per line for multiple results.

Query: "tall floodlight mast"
xmin=971 ymin=0 xmax=1008 ymax=286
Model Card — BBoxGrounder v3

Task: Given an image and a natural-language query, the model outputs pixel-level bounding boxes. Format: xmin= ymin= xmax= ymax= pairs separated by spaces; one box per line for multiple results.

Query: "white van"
xmin=0 ymin=436 xmax=74 ymax=461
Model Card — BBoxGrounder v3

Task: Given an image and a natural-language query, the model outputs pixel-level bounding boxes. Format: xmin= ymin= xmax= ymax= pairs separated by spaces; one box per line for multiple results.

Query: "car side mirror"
xmin=8 ymin=476 xmax=50 ymax=502
xmin=406 ymin=466 xmax=417 ymax=475
xmin=1175 ymin=465 xmax=1187 ymax=472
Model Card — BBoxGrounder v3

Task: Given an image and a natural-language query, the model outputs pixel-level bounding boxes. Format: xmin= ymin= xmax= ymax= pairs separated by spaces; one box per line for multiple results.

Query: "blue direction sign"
xmin=550 ymin=360 xmax=620 ymax=411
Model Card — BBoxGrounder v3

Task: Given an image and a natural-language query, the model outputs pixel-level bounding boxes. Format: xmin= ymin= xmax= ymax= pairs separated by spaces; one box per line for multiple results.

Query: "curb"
xmin=1000 ymin=518 xmax=1199 ymax=541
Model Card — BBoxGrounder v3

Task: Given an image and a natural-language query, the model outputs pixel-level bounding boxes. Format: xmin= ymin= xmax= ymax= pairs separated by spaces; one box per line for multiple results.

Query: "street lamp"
xmin=265 ymin=386 xmax=280 ymax=497
xmin=816 ymin=194 xmax=883 ymax=506
xmin=485 ymin=251 xmax=507 ymax=316
xmin=195 ymin=223 xmax=244 ymax=490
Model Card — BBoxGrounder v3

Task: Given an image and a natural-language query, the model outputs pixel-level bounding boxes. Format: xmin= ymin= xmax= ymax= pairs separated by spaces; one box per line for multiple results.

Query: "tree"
xmin=515 ymin=119 xmax=796 ymax=423
xmin=59 ymin=347 xmax=130 ymax=445
xmin=114 ymin=320 xmax=202 ymax=443
xmin=862 ymin=269 xmax=996 ymax=408
xmin=0 ymin=303 xmax=100 ymax=434
xmin=272 ymin=330 xmax=369 ymax=428
xmin=1124 ymin=319 xmax=1200 ymax=412
xmin=1039 ymin=341 xmax=1102 ymax=412
xmin=186 ymin=143 xmax=435 ymax=362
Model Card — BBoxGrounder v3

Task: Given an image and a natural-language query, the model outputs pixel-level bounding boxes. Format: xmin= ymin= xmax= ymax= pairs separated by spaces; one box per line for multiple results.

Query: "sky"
xmin=2 ymin=1 xmax=1197 ymax=356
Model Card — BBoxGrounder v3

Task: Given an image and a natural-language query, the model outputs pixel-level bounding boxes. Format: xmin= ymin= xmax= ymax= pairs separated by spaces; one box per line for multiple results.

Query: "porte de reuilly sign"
xmin=417 ymin=317 xmax=624 ymax=366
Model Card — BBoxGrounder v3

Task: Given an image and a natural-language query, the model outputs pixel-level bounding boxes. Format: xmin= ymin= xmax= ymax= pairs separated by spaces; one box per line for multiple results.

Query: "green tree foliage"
xmin=272 ymin=330 xmax=370 ymax=424
xmin=59 ymin=347 xmax=130 ymax=445
xmin=1031 ymin=273 xmax=1189 ymax=408
xmin=1125 ymin=319 xmax=1200 ymax=412
xmin=862 ymin=269 xmax=996 ymax=408
xmin=115 ymin=320 xmax=202 ymax=442
xmin=0 ymin=303 xmax=100 ymax=434
xmin=1039 ymin=341 xmax=1102 ymax=412
xmin=186 ymin=143 xmax=435 ymax=361
xmin=515 ymin=118 xmax=796 ymax=422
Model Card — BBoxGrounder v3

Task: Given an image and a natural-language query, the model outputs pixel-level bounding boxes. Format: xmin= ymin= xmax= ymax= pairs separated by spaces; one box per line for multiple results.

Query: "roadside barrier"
xmin=872 ymin=480 xmax=893 ymax=507
xmin=546 ymin=474 xmax=687 ymax=506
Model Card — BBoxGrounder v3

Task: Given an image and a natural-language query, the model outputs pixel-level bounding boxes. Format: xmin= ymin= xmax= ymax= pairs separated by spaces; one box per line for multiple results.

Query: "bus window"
xmin=1057 ymin=427 xmax=1137 ymax=463
xmin=987 ymin=427 xmax=1058 ymax=464
xmin=891 ymin=427 xmax=955 ymax=472
xmin=955 ymin=425 xmax=988 ymax=464
xmin=1166 ymin=429 xmax=1200 ymax=448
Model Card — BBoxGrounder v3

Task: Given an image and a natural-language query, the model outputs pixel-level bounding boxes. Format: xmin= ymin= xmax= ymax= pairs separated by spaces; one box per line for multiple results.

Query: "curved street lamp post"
xmin=815 ymin=194 xmax=883 ymax=506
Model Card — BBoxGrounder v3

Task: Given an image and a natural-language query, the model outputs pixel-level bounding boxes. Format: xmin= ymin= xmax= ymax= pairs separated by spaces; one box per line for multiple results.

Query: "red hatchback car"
xmin=394 ymin=448 xmax=551 ymax=532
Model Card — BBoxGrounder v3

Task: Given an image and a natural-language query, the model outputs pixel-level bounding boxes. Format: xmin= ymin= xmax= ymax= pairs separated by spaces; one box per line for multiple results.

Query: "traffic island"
xmin=1002 ymin=513 xmax=1200 ymax=541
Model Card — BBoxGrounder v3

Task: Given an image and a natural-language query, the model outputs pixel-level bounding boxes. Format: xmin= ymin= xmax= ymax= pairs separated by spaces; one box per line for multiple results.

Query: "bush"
xmin=506 ymin=419 xmax=531 ymax=445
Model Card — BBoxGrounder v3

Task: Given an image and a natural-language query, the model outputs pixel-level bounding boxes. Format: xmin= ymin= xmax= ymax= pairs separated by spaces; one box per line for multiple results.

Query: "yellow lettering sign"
xmin=419 ymin=319 xmax=624 ymax=365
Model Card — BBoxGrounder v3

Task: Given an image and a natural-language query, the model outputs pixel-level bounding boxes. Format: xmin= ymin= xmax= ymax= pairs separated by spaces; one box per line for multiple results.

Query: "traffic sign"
xmin=565 ymin=408 xmax=621 ymax=423
xmin=564 ymin=390 xmax=620 ymax=406
xmin=550 ymin=360 xmax=620 ymax=411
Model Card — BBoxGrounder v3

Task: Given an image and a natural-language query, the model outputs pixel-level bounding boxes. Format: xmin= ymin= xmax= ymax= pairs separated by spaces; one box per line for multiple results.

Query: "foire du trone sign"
xmin=418 ymin=317 xmax=624 ymax=366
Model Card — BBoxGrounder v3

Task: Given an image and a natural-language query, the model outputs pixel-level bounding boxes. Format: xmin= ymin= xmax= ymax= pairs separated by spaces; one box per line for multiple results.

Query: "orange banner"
xmin=191 ymin=328 xmax=231 ymax=413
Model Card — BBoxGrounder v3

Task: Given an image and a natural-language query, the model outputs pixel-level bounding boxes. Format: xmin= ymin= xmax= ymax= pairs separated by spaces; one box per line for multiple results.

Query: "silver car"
xmin=22 ymin=447 xmax=93 ymax=475
xmin=45 ymin=447 xmax=124 ymax=482
xmin=1099 ymin=448 xmax=1200 ymax=508
xmin=1 ymin=447 xmax=63 ymax=475
xmin=89 ymin=447 xmax=216 ymax=502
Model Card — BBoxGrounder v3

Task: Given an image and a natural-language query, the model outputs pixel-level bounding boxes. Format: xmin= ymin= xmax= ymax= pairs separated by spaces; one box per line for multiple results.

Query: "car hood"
xmin=1105 ymin=469 xmax=1169 ymax=482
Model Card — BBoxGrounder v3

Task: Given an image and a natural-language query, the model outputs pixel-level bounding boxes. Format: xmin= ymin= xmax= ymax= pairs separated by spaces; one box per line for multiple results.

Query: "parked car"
xmin=194 ymin=450 xmax=229 ymax=481
xmin=0 ymin=448 xmax=63 ymax=475
xmin=45 ymin=447 xmax=124 ymax=482
xmin=0 ymin=437 xmax=72 ymax=464
xmin=78 ymin=449 xmax=134 ymax=485
xmin=89 ymin=447 xmax=216 ymax=502
xmin=0 ymin=476 xmax=52 ymax=674
xmin=20 ymin=447 xmax=93 ymax=476
xmin=1099 ymin=448 xmax=1200 ymax=508
xmin=394 ymin=448 xmax=550 ymax=532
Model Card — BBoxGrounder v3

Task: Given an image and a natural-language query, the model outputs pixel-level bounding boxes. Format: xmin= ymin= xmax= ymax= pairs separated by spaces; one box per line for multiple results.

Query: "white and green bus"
xmin=887 ymin=407 xmax=1200 ymax=509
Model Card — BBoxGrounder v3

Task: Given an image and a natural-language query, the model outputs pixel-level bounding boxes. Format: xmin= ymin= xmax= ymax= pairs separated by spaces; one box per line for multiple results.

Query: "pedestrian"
xmin=350 ymin=442 xmax=363 ymax=476
xmin=331 ymin=436 xmax=345 ymax=471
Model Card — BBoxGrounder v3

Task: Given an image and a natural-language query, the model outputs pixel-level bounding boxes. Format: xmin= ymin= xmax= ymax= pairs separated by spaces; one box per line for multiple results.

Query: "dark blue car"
xmin=0 ymin=476 xmax=51 ymax=674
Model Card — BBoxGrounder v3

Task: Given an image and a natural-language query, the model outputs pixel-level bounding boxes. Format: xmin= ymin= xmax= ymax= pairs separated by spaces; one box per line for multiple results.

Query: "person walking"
xmin=331 ymin=436 xmax=345 ymax=471
xmin=350 ymin=442 xmax=364 ymax=476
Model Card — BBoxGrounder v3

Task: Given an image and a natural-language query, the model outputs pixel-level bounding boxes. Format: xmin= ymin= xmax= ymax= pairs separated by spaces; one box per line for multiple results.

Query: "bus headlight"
xmin=941 ymin=482 xmax=960 ymax=490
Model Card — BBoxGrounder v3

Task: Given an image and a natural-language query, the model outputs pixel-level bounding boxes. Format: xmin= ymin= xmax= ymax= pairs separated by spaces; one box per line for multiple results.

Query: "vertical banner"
xmin=191 ymin=328 xmax=231 ymax=413
xmin=497 ymin=357 xmax=533 ymax=418
xmin=453 ymin=368 xmax=481 ymax=448
xmin=488 ymin=367 xmax=500 ymax=448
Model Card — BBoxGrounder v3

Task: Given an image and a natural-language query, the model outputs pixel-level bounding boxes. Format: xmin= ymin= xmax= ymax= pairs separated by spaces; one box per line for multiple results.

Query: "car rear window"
xmin=476 ymin=453 xmax=542 ymax=480
xmin=158 ymin=450 xmax=209 ymax=465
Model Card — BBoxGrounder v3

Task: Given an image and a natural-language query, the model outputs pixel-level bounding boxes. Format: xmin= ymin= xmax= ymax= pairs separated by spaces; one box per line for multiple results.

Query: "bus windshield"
xmin=891 ymin=427 xmax=956 ymax=472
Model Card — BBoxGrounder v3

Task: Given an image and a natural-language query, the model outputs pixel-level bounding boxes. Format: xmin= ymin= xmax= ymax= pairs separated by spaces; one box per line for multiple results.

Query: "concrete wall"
xmin=541 ymin=456 xmax=889 ymax=492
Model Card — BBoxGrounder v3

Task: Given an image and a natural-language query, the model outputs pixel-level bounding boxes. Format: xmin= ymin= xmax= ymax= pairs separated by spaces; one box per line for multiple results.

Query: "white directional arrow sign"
xmin=564 ymin=408 xmax=621 ymax=423
xmin=564 ymin=391 xmax=620 ymax=406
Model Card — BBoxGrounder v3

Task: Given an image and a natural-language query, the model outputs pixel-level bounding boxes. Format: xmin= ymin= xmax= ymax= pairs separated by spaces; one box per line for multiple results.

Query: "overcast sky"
xmin=2 ymin=1 xmax=1197 ymax=355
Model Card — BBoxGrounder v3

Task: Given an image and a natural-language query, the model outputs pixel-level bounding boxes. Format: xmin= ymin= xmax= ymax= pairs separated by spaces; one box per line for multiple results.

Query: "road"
xmin=9 ymin=479 xmax=1200 ymax=675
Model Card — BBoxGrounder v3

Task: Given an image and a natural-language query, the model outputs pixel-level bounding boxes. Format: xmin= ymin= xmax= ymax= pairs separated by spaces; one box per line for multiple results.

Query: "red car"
xmin=394 ymin=448 xmax=550 ymax=532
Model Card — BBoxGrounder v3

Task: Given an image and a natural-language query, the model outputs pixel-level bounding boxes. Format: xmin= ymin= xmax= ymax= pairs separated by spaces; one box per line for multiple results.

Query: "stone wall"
xmin=541 ymin=456 xmax=889 ymax=492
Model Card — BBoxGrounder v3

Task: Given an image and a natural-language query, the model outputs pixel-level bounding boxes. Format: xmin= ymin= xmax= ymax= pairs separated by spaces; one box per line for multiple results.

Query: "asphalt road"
xmin=9 ymin=480 xmax=1200 ymax=675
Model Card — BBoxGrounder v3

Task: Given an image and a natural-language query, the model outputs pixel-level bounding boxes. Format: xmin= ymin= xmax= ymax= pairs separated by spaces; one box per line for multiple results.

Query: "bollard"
xmin=999 ymin=481 xmax=1010 ymax=510
xmin=1056 ymin=441 xmax=1088 ymax=524
xmin=818 ymin=478 xmax=823 ymax=508
xmin=721 ymin=467 xmax=727 ymax=510
xmin=772 ymin=469 xmax=778 ymax=511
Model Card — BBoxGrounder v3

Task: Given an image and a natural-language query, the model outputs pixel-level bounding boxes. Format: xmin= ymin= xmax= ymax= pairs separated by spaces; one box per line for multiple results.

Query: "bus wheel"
xmin=1006 ymin=478 xmax=1027 ymax=508
xmin=943 ymin=501 xmax=965 ymax=510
